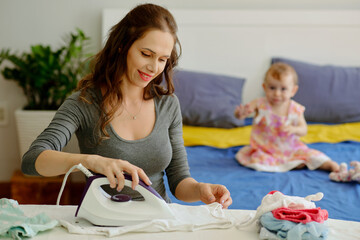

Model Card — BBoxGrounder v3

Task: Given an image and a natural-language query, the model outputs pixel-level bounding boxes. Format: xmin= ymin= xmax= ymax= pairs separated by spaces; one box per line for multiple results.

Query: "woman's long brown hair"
xmin=77 ymin=3 xmax=181 ymax=141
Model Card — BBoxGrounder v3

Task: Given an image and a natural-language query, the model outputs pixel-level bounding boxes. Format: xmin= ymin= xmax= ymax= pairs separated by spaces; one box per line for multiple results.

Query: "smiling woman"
xmin=126 ymin=30 xmax=174 ymax=86
xmin=21 ymin=3 xmax=232 ymax=210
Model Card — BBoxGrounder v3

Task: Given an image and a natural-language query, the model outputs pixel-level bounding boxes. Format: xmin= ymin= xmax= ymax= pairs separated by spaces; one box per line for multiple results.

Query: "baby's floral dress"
xmin=235 ymin=98 xmax=329 ymax=172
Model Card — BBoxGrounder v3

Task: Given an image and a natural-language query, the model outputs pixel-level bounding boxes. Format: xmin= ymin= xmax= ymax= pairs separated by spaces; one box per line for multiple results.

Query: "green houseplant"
xmin=0 ymin=28 xmax=91 ymax=161
xmin=0 ymin=28 xmax=91 ymax=110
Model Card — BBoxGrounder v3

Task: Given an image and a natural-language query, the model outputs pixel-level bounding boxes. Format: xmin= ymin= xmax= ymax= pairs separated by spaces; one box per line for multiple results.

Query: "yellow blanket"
xmin=183 ymin=122 xmax=360 ymax=148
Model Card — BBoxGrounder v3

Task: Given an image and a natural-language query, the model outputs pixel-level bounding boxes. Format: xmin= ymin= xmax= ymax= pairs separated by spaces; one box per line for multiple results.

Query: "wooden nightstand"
xmin=10 ymin=170 xmax=70 ymax=205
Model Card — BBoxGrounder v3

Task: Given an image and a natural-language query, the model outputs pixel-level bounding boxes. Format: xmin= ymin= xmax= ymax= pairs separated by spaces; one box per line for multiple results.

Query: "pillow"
xmin=271 ymin=57 xmax=360 ymax=123
xmin=173 ymin=70 xmax=245 ymax=128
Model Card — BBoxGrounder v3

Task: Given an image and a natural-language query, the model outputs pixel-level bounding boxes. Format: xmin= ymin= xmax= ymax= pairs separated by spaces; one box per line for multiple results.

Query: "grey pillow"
xmin=173 ymin=70 xmax=245 ymax=128
xmin=271 ymin=57 xmax=360 ymax=123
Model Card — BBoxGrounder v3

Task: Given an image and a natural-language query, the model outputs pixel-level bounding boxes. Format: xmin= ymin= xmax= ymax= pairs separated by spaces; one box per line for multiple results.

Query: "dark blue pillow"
xmin=272 ymin=57 xmax=360 ymax=123
xmin=173 ymin=70 xmax=245 ymax=128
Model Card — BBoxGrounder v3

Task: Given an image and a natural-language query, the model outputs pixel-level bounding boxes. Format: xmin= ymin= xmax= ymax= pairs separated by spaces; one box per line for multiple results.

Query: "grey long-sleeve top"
xmin=21 ymin=88 xmax=191 ymax=202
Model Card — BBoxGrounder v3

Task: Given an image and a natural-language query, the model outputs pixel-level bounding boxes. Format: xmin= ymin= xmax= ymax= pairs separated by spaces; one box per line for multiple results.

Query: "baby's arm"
xmin=282 ymin=113 xmax=308 ymax=137
xmin=234 ymin=99 xmax=258 ymax=120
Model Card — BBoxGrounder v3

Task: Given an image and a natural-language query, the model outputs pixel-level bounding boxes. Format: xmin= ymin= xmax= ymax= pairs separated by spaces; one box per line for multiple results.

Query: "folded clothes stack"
xmin=259 ymin=206 xmax=328 ymax=239
xmin=253 ymin=191 xmax=329 ymax=240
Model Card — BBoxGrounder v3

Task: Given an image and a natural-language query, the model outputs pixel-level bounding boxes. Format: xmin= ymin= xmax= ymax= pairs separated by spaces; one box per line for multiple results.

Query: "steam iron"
xmin=75 ymin=174 xmax=175 ymax=226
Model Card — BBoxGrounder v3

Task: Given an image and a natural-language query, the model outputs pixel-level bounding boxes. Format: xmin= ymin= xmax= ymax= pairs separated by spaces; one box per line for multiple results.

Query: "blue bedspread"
xmin=165 ymin=141 xmax=360 ymax=222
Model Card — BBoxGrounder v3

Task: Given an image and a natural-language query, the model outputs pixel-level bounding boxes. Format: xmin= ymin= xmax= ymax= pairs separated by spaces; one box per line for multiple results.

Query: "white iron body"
xmin=75 ymin=175 xmax=175 ymax=226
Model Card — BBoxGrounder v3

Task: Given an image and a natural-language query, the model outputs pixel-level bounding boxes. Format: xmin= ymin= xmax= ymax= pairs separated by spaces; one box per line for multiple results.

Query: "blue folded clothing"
xmin=260 ymin=212 xmax=328 ymax=240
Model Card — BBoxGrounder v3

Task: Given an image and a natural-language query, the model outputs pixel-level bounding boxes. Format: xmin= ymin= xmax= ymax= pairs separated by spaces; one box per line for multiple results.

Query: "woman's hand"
xmin=175 ymin=178 xmax=232 ymax=208
xmin=85 ymin=155 xmax=151 ymax=191
xmin=197 ymin=183 xmax=232 ymax=209
xmin=34 ymin=151 xmax=150 ymax=191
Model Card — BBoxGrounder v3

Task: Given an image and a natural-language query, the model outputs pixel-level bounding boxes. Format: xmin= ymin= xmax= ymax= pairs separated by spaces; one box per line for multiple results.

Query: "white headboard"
xmin=102 ymin=9 xmax=360 ymax=103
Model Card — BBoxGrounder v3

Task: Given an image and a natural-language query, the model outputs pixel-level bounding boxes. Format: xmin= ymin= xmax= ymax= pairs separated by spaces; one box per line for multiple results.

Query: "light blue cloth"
xmin=0 ymin=198 xmax=58 ymax=239
xmin=260 ymin=212 xmax=328 ymax=240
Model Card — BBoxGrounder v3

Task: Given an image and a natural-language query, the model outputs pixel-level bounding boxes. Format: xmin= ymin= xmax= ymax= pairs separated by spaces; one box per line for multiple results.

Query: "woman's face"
xmin=125 ymin=29 xmax=174 ymax=88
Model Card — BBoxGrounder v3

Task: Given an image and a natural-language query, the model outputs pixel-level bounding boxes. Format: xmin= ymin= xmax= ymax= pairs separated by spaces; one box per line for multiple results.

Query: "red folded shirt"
xmin=272 ymin=207 xmax=328 ymax=224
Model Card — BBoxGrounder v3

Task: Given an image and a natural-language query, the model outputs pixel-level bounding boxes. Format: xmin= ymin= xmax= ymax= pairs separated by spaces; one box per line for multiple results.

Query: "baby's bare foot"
xmin=320 ymin=161 xmax=340 ymax=172
xmin=295 ymin=163 xmax=306 ymax=170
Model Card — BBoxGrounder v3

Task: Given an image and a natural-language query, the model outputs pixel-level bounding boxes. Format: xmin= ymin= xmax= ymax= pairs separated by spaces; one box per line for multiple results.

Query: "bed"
xmin=164 ymin=66 xmax=360 ymax=223
xmin=101 ymin=8 xmax=360 ymax=224
xmin=166 ymin=122 xmax=360 ymax=223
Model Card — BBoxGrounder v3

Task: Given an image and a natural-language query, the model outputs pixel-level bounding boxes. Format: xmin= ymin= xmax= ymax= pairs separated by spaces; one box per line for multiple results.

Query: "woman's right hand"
xmin=85 ymin=155 xmax=151 ymax=191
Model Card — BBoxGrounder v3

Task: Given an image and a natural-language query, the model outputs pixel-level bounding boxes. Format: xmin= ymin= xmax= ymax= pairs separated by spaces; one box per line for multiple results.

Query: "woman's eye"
xmin=159 ymin=58 xmax=167 ymax=62
xmin=141 ymin=52 xmax=150 ymax=57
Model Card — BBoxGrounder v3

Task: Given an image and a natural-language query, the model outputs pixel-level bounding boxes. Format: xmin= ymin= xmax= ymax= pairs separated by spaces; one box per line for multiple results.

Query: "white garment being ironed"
xmin=59 ymin=203 xmax=238 ymax=237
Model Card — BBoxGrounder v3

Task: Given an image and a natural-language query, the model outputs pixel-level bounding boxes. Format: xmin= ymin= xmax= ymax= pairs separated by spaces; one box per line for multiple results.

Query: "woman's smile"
xmin=138 ymin=70 xmax=153 ymax=81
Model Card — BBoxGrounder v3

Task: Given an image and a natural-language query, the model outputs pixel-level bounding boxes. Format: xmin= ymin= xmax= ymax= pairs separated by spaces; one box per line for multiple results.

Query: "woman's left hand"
xmin=198 ymin=183 xmax=232 ymax=209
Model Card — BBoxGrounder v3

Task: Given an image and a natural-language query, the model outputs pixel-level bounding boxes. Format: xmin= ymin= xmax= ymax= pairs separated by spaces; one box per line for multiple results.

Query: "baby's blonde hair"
xmin=265 ymin=62 xmax=298 ymax=85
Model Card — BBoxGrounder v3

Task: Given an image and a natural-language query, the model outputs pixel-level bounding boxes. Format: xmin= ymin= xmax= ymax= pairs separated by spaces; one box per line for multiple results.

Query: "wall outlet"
xmin=0 ymin=101 xmax=9 ymax=126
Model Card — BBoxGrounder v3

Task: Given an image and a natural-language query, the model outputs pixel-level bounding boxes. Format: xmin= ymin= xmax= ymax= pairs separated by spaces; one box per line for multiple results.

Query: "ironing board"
xmin=13 ymin=205 xmax=360 ymax=240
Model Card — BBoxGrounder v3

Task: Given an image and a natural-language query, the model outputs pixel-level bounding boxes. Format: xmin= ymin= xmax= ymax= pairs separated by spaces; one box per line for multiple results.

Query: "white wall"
xmin=1 ymin=0 xmax=360 ymax=181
